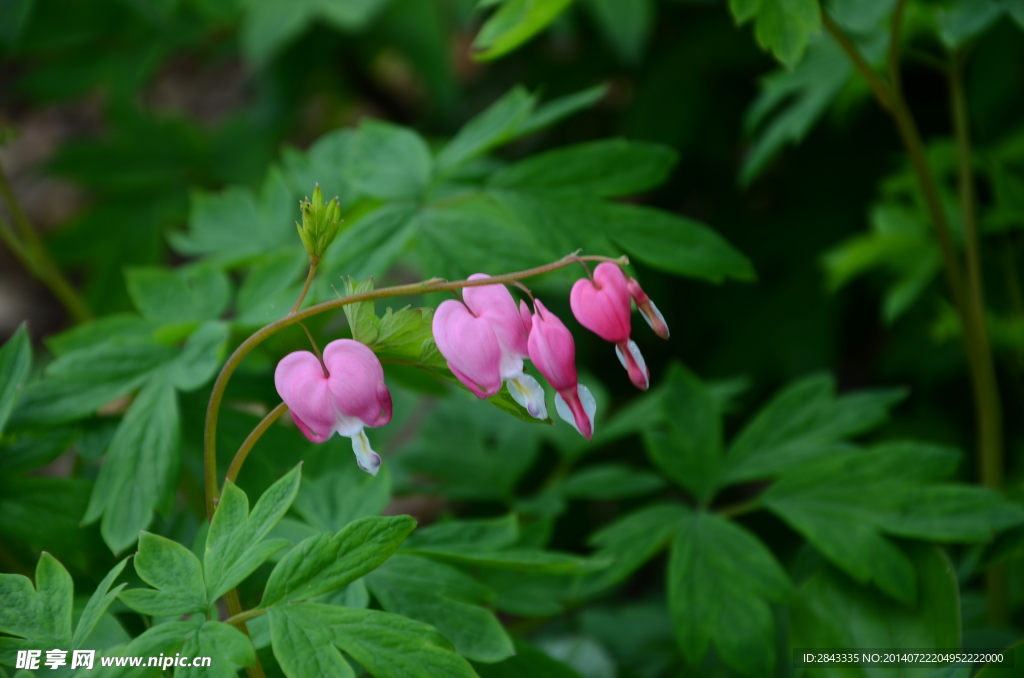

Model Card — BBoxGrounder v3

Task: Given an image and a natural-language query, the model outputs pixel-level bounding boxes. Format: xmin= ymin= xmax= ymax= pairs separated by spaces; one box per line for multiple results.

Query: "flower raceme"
xmin=274 ymin=339 xmax=392 ymax=474
xmin=570 ymin=262 xmax=669 ymax=391
xmin=432 ymin=274 xmax=548 ymax=419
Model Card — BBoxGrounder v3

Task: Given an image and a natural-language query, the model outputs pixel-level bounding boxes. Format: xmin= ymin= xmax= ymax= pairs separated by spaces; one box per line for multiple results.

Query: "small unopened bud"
xmin=626 ymin=277 xmax=670 ymax=339
xmin=296 ymin=184 xmax=342 ymax=261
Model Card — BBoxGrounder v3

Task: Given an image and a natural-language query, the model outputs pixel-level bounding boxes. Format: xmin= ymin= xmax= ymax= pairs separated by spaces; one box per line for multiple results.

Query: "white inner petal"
xmin=554 ymin=384 xmax=597 ymax=436
xmin=349 ymin=429 xmax=382 ymax=476
xmin=641 ymin=299 xmax=668 ymax=335
xmin=627 ymin=339 xmax=649 ymax=389
xmin=507 ymin=373 xmax=548 ymax=419
xmin=615 ymin=344 xmax=628 ymax=371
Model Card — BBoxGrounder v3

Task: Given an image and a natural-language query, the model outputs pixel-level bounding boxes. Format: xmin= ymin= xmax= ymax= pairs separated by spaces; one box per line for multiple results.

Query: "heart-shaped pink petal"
xmin=570 ymin=263 xmax=631 ymax=343
xmin=432 ymin=299 xmax=503 ymax=397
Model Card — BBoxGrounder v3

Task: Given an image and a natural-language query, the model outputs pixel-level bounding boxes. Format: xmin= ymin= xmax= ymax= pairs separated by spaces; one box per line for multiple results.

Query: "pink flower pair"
xmin=274 ymin=340 xmax=392 ymax=475
xmin=570 ymin=262 xmax=669 ymax=391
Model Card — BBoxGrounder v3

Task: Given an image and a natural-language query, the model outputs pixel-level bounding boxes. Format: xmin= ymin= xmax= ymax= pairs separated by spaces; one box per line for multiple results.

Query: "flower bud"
xmin=296 ymin=184 xmax=342 ymax=261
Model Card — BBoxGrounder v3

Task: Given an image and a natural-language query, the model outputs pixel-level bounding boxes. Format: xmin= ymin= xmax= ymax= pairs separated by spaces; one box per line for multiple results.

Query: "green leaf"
xmin=125 ymin=265 xmax=231 ymax=325
xmin=643 ymin=365 xmax=722 ymax=502
xmin=292 ymin=464 xmax=391 ymax=532
xmin=404 ymin=515 xmax=520 ymax=550
xmin=172 ymin=167 xmax=296 ymax=265
xmin=473 ymin=0 xmax=576 ymax=61
xmin=938 ymin=0 xmax=1005 ymax=47
xmin=204 ymin=465 xmax=301 ymax=603
xmin=11 ymin=340 xmax=176 ymax=426
xmin=270 ymin=604 xmax=477 ymax=678
xmin=436 ymin=86 xmax=537 ymax=171
xmin=404 ymin=546 xmax=597 ymax=573
xmin=753 ymin=0 xmax=822 ymax=67
xmin=44 ymin=313 xmax=159 ymax=356
xmin=740 ymin=34 xmax=853 ymax=185
xmin=118 ymin=532 xmax=207 ymax=616
xmin=367 ymin=554 xmax=514 ymax=663
xmin=791 ymin=544 xmax=961 ymax=675
xmin=262 ymin=515 xmax=416 ymax=606
xmin=72 ymin=558 xmax=129 ymax=649
xmin=84 ymin=373 xmax=181 ymax=554
xmin=490 ymin=139 xmax=676 ymax=197
xmin=723 ymin=373 xmax=907 ymax=483
xmin=97 ymin=620 xmax=199 ymax=677
xmin=0 ymin=553 xmax=73 ymax=660
xmin=170 ymin=321 xmax=230 ymax=392
xmin=585 ymin=0 xmax=652 ymax=63
xmin=281 ymin=130 xmax=358 ymax=216
xmin=581 ymin=503 xmax=690 ymax=593
xmin=762 ymin=441 xmax=1023 ymax=602
xmin=604 ymin=203 xmax=755 ymax=282
xmin=515 ymin=85 xmax=607 ymax=137
xmin=177 ymin=622 xmax=256 ymax=678
xmin=558 ymin=464 xmax=666 ymax=500
xmin=321 ymin=201 xmax=419 ymax=282
xmin=346 ymin=119 xmax=432 ymax=200
xmin=668 ymin=512 xmax=793 ymax=676
xmin=0 ymin=324 xmax=31 ymax=434
xmin=475 ymin=639 xmax=585 ymax=677
xmin=236 ymin=248 xmax=309 ymax=326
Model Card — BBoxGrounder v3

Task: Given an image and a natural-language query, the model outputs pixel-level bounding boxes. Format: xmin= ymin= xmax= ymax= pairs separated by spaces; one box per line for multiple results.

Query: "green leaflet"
xmin=472 ymin=0 xmax=577 ymax=62
xmin=261 ymin=515 xmax=417 ymax=606
xmin=124 ymin=264 xmax=230 ymax=325
xmin=762 ymin=441 xmax=1024 ymax=603
xmin=730 ymin=0 xmax=822 ymax=67
xmin=642 ymin=364 xmax=723 ymax=503
xmin=367 ymin=554 xmax=514 ymax=663
xmin=269 ymin=604 xmax=477 ymax=678
xmin=204 ymin=465 xmax=301 ymax=603
xmin=791 ymin=545 xmax=961 ymax=678
xmin=118 ymin=532 xmax=206 ymax=616
xmin=668 ymin=512 xmax=793 ymax=677
xmin=474 ymin=639 xmax=586 ymax=677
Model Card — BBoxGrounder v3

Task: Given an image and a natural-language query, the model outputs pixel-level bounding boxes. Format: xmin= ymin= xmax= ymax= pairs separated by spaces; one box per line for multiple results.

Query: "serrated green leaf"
xmin=84 ymin=373 xmax=180 ymax=554
xmin=0 ymin=553 xmax=73 ymax=660
xmin=270 ymin=604 xmax=477 ymax=678
xmin=515 ymin=85 xmax=606 ymax=137
xmin=754 ymin=0 xmax=822 ymax=67
xmin=723 ymin=373 xmax=907 ymax=483
xmin=643 ymin=364 xmax=722 ymax=502
xmin=172 ymin=167 xmax=296 ymax=265
xmin=405 ymin=514 xmax=520 ymax=550
xmin=125 ymin=265 xmax=231 ymax=325
xmin=490 ymin=139 xmax=676 ymax=197
xmin=118 ymin=532 xmax=206 ymax=616
xmin=204 ymin=465 xmax=301 ymax=603
xmin=474 ymin=639 xmax=585 ymax=677
xmin=367 ymin=554 xmax=514 ymax=662
xmin=292 ymin=464 xmax=391 ymax=533
xmin=557 ymin=464 xmax=666 ymax=500
xmin=346 ymin=119 xmax=432 ymax=200
xmin=436 ymin=85 xmax=536 ymax=171
xmin=177 ymin=621 xmax=256 ymax=678
xmin=170 ymin=321 xmax=230 ymax=392
xmin=262 ymin=515 xmax=416 ymax=606
xmin=668 ymin=512 xmax=792 ymax=676
xmin=605 ymin=203 xmax=755 ymax=282
xmin=580 ymin=503 xmax=690 ymax=594
xmin=791 ymin=544 xmax=961 ymax=675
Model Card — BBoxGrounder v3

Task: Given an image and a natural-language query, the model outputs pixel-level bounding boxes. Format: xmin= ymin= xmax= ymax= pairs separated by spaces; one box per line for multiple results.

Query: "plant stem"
xmin=290 ymin=260 xmax=318 ymax=314
xmin=0 ymin=163 xmax=92 ymax=322
xmin=225 ymin=589 xmax=267 ymax=678
xmin=224 ymin=607 xmax=267 ymax=627
xmin=717 ymin=498 xmax=761 ymax=519
xmin=949 ymin=49 xmax=1007 ymax=625
xmin=224 ymin=402 xmax=289 ymax=492
xmin=203 ymin=252 xmax=627 ymax=519
xmin=824 ymin=10 xmax=1008 ymax=623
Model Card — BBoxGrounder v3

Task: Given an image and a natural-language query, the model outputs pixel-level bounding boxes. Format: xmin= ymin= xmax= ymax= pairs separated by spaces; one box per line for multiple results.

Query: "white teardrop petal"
xmin=554 ymin=392 xmax=578 ymax=434
xmin=626 ymin=339 xmax=649 ymax=389
xmin=577 ymin=383 xmax=597 ymax=432
xmin=507 ymin=373 xmax=548 ymax=419
xmin=350 ymin=429 xmax=382 ymax=476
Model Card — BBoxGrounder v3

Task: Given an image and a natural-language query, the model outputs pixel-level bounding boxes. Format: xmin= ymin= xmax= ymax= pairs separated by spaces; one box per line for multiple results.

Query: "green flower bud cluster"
xmin=296 ymin=184 xmax=342 ymax=262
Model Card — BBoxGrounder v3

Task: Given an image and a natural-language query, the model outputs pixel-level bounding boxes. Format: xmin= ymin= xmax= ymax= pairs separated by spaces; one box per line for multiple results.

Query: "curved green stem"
xmin=0 ymin=164 xmax=92 ymax=322
xmin=224 ymin=402 xmax=289 ymax=493
xmin=224 ymin=607 xmax=267 ymax=628
xmin=290 ymin=260 xmax=318 ymax=314
xmin=203 ymin=252 xmax=627 ymax=519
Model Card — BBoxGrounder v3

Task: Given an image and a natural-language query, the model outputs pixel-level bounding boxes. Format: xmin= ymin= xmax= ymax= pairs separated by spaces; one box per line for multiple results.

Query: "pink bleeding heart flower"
xmin=626 ymin=276 xmax=669 ymax=340
xmin=570 ymin=263 xmax=650 ymax=390
xmin=274 ymin=339 xmax=392 ymax=475
xmin=527 ymin=299 xmax=596 ymax=439
xmin=432 ymin=274 xmax=547 ymax=419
